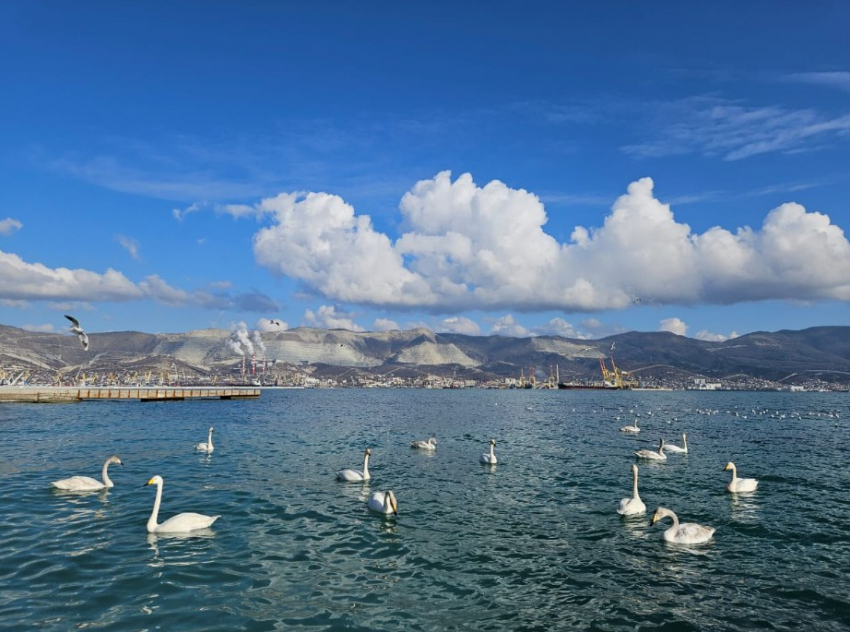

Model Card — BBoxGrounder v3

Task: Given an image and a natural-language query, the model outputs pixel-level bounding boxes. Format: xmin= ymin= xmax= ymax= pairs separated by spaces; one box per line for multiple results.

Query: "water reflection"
xmin=730 ymin=490 xmax=760 ymax=521
xmin=147 ymin=530 xmax=216 ymax=567
xmin=620 ymin=514 xmax=651 ymax=539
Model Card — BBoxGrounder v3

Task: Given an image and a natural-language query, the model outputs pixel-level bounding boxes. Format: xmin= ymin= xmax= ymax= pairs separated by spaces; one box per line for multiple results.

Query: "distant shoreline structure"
xmin=0 ymin=385 xmax=261 ymax=403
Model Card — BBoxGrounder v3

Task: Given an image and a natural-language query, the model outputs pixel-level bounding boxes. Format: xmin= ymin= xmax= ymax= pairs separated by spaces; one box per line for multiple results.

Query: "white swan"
xmin=651 ymin=506 xmax=715 ymax=544
xmin=665 ymin=432 xmax=688 ymax=454
xmin=144 ymin=475 xmax=219 ymax=533
xmin=634 ymin=438 xmax=666 ymax=461
xmin=337 ymin=448 xmax=371 ymax=482
xmin=195 ymin=427 xmax=214 ymax=452
xmin=724 ymin=461 xmax=758 ymax=492
xmin=480 ymin=439 xmax=497 ymax=464
xmin=617 ymin=464 xmax=646 ymax=516
xmin=620 ymin=418 xmax=640 ymax=433
xmin=411 ymin=437 xmax=437 ymax=450
xmin=367 ymin=490 xmax=398 ymax=515
xmin=52 ymin=455 xmax=122 ymax=491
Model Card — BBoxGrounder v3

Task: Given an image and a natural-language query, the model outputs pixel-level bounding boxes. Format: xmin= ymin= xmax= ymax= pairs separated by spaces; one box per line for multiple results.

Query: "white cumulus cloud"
xmin=489 ymin=315 xmax=529 ymax=337
xmin=303 ymin=305 xmax=365 ymax=331
xmin=694 ymin=329 xmax=739 ymax=342
xmin=534 ymin=317 xmax=589 ymax=339
xmin=373 ymin=318 xmax=400 ymax=332
xmin=438 ymin=316 xmax=481 ymax=335
xmin=659 ymin=318 xmax=688 ymax=336
xmin=0 ymin=218 xmax=22 ymax=236
xmin=227 ymin=172 xmax=850 ymax=314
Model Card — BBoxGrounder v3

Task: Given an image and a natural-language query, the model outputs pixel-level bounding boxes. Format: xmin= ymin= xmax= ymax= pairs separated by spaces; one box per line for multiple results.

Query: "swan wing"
xmin=367 ymin=492 xmax=386 ymax=512
xmin=676 ymin=522 xmax=715 ymax=544
xmin=618 ymin=497 xmax=646 ymax=515
xmin=634 ymin=450 xmax=664 ymax=460
xmin=337 ymin=469 xmax=367 ymax=482
xmin=730 ymin=478 xmax=758 ymax=492
xmin=155 ymin=512 xmax=219 ymax=534
xmin=52 ymin=475 xmax=104 ymax=491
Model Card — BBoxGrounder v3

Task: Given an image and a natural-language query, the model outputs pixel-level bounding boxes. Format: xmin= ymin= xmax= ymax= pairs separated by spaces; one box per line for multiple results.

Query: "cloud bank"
xmin=0 ymin=250 xmax=276 ymax=313
xmin=233 ymin=171 xmax=850 ymax=312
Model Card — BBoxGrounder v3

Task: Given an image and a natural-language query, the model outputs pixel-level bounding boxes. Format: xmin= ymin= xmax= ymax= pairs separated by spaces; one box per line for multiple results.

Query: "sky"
xmin=2 ymin=1 xmax=850 ymax=342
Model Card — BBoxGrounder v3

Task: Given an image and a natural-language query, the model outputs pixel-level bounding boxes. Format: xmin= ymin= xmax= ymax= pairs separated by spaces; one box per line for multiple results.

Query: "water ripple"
xmin=1 ymin=390 xmax=849 ymax=630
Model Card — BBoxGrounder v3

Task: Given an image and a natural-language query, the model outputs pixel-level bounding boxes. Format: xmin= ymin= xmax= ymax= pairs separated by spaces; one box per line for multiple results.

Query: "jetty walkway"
xmin=0 ymin=386 xmax=262 ymax=403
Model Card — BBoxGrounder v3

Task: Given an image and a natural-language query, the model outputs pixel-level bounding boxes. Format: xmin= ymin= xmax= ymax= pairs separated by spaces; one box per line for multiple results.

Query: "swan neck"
xmin=632 ymin=469 xmax=640 ymax=498
xmin=489 ymin=444 xmax=496 ymax=458
xmin=102 ymin=459 xmax=114 ymax=488
xmin=362 ymin=453 xmax=370 ymax=478
xmin=147 ymin=480 xmax=162 ymax=532
xmin=208 ymin=430 xmax=213 ymax=449
xmin=665 ymin=511 xmax=679 ymax=539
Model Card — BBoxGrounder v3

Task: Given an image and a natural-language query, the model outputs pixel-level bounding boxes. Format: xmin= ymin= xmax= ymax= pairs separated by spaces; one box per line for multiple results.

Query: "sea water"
xmin=1 ymin=389 xmax=848 ymax=631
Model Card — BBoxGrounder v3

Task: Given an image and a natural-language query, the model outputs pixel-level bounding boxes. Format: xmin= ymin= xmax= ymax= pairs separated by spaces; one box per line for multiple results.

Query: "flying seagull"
xmin=64 ymin=314 xmax=89 ymax=350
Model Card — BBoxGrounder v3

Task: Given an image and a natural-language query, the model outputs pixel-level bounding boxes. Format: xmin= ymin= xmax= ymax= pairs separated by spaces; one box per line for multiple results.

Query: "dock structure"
xmin=0 ymin=386 xmax=262 ymax=403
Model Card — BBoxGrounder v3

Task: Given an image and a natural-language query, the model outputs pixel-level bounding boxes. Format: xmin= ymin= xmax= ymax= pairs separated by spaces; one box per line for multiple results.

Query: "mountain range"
xmin=1 ymin=324 xmax=849 ymax=388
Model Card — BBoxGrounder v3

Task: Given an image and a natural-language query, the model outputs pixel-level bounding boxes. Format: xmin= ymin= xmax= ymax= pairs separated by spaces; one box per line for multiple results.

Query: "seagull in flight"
xmin=64 ymin=315 xmax=89 ymax=350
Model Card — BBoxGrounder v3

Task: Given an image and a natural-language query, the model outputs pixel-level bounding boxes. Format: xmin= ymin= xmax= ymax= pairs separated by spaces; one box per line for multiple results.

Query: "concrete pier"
xmin=0 ymin=385 xmax=262 ymax=403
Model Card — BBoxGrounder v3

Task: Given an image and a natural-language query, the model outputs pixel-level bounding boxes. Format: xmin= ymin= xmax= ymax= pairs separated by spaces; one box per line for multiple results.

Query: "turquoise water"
xmin=1 ymin=389 xmax=849 ymax=631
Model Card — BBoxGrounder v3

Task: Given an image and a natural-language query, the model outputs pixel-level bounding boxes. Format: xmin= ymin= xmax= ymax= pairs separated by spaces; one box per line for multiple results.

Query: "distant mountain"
xmin=1 ymin=324 xmax=849 ymax=387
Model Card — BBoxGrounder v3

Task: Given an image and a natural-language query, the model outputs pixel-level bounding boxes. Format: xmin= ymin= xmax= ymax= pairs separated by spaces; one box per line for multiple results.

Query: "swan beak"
xmin=650 ymin=512 xmax=659 ymax=525
xmin=142 ymin=477 xmax=155 ymax=487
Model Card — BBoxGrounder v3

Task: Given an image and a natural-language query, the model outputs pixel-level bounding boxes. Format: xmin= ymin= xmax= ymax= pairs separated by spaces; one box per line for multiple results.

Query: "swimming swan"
xmin=337 ymin=448 xmax=371 ymax=482
xmin=367 ymin=490 xmax=398 ymax=515
xmin=724 ymin=461 xmax=758 ymax=492
xmin=144 ymin=475 xmax=219 ymax=533
xmin=480 ymin=439 xmax=497 ymax=464
xmin=411 ymin=437 xmax=437 ymax=450
xmin=634 ymin=438 xmax=666 ymax=461
xmin=651 ymin=506 xmax=715 ymax=544
xmin=620 ymin=419 xmax=640 ymax=433
xmin=195 ymin=427 xmax=214 ymax=452
xmin=665 ymin=433 xmax=688 ymax=454
xmin=52 ymin=455 xmax=122 ymax=491
xmin=617 ymin=464 xmax=646 ymax=516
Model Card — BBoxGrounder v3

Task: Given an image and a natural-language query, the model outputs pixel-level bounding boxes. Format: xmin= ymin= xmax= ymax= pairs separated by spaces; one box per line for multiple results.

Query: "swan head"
xmin=387 ymin=490 xmax=398 ymax=515
xmin=651 ymin=506 xmax=674 ymax=525
xmin=209 ymin=427 xmax=214 ymax=433
xmin=143 ymin=475 xmax=163 ymax=488
xmin=724 ymin=461 xmax=735 ymax=471
xmin=365 ymin=447 xmax=372 ymax=456
xmin=108 ymin=455 xmax=123 ymax=466
xmin=490 ymin=439 xmax=497 ymax=446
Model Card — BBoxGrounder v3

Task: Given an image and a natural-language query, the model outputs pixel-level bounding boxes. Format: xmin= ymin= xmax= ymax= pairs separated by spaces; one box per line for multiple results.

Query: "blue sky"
xmin=2 ymin=1 xmax=850 ymax=341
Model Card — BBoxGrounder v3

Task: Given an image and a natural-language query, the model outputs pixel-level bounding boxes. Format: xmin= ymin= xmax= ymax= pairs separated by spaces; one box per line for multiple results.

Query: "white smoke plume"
xmin=251 ymin=329 xmax=267 ymax=356
xmin=229 ymin=321 xmax=255 ymax=357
